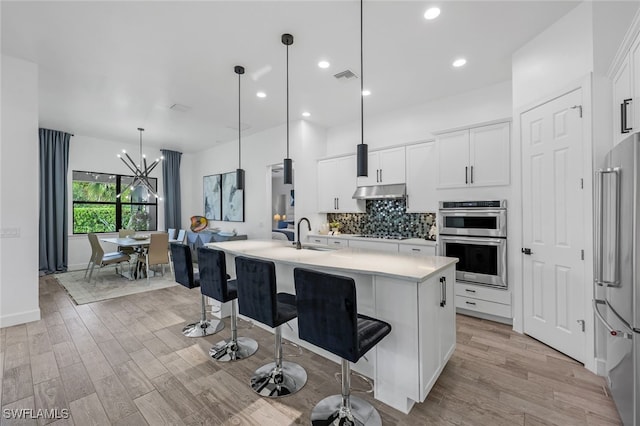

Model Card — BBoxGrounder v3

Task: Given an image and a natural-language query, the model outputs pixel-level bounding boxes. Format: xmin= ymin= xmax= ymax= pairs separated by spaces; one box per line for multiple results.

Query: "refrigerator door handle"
xmin=595 ymin=167 xmax=621 ymax=287
xmin=593 ymin=299 xmax=633 ymax=339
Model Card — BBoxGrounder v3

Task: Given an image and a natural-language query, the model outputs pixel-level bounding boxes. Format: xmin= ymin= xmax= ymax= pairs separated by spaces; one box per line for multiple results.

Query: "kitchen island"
xmin=206 ymin=239 xmax=457 ymax=414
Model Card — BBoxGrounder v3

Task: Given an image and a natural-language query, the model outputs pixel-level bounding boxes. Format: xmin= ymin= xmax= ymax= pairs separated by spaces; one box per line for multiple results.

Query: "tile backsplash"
xmin=327 ymin=199 xmax=435 ymax=239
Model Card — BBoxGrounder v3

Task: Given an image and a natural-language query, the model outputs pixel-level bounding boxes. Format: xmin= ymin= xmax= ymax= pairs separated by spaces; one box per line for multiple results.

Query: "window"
xmin=72 ymin=170 xmax=158 ymax=234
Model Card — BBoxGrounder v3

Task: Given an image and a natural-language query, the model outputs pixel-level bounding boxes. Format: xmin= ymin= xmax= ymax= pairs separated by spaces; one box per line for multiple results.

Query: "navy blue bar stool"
xmin=294 ymin=267 xmax=392 ymax=426
xmin=197 ymin=247 xmax=258 ymax=362
xmin=235 ymin=256 xmax=307 ymax=397
xmin=170 ymin=243 xmax=224 ymax=337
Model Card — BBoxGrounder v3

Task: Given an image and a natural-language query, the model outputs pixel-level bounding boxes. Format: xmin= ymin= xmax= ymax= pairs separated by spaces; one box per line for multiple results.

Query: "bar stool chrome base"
xmin=209 ymin=337 xmax=258 ymax=361
xmin=182 ymin=319 xmax=224 ymax=338
xmin=310 ymin=395 xmax=382 ymax=426
xmin=250 ymin=361 xmax=307 ymax=398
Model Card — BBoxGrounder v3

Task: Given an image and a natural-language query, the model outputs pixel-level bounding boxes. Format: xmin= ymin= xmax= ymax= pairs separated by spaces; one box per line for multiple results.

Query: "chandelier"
xmin=116 ymin=128 xmax=163 ymax=200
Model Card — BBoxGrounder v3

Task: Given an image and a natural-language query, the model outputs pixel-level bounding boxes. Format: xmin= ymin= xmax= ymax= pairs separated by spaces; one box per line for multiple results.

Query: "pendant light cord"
xmin=139 ymin=128 xmax=143 ymax=166
xmin=360 ymin=0 xmax=364 ymax=147
xmin=238 ymin=71 xmax=242 ymax=169
xmin=286 ymin=43 xmax=290 ymax=159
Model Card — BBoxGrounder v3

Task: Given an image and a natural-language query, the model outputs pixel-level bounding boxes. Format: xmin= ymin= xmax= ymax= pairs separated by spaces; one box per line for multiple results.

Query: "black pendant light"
xmin=356 ymin=0 xmax=368 ymax=177
xmin=282 ymin=33 xmax=294 ymax=185
xmin=235 ymin=65 xmax=245 ymax=190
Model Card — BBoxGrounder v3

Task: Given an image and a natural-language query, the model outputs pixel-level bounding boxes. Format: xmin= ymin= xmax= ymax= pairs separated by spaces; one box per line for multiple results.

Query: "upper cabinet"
xmin=356 ymin=146 xmax=406 ymax=187
xmin=435 ymin=121 xmax=510 ymax=189
xmin=612 ymin=27 xmax=640 ymax=145
xmin=405 ymin=142 xmax=437 ymax=213
xmin=317 ymin=155 xmax=364 ymax=213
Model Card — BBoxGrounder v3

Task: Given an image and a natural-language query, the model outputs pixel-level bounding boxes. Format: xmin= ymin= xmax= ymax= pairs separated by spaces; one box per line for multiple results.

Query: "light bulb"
xmin=122 ymin=149 xmax=126 ymax=153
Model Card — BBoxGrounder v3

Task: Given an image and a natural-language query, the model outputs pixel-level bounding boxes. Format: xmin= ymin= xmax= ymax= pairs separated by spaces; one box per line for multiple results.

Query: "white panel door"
xmin=405 ymin=142 xmax=436 ymax=212
xmin=612 ymin=55 xmax=632 ymax=145
xmin=435 ymin=130 xmax=469 ymax=188
xmin=521 ymin=88 xmax=585 ymax=363
xmin=469 ymin=122 xmax=510 ymax=187
xmin=631 ymin=34 xmax=640 ymax=135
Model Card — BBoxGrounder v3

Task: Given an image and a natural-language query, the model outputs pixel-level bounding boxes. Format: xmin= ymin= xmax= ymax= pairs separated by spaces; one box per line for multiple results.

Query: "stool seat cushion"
xmin=294 ymin=267 xmax=392 ymax=363
xmin=170 ymin=243 xmax=200 ymax=289
xmin=235 ymin=256 xmax=298 ymax=328
xmin=357 ymin=314 xmax=392 ymax=357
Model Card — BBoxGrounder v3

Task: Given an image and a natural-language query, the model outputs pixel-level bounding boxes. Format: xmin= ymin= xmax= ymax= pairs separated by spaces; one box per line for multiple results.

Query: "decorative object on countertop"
xmin=329 ymin=221 xmax=341 ymax=235
xmin=428 ymin=222 xmax=438 ymax=241
xmin=116 ymin=128 xmax=163 ymax=200
xmin=327 ymin=199 xmax=435 ymax=238
xmin=190 ymin=215 xmax=208 ymax=232
xmin=356 ymin=0 xmax=368 ymax=178
xmin=281 ymin=33 xmax=295 ymax=185
xmin=203 ymin=174 xmax=222 ymax=221
xmin=221 ymin=171 xmax=244 ymax=222
xmin=234 ymin=65 xmax=246 ymax=190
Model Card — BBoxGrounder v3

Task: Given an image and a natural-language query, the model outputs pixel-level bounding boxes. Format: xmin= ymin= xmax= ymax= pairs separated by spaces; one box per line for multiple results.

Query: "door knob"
xmin=522 ymin=248 xmax=533 ymax=255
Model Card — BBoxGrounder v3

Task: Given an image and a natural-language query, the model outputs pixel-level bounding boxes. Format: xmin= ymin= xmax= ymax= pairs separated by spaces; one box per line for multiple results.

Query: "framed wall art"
xmin=203 ymin=174 xmax=221 ymax=221
xmin=221 ymin=171 xmax=244 ymax=222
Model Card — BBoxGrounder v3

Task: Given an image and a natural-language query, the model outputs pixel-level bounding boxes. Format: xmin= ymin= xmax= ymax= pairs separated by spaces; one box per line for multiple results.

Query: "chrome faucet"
xmin=296 ymin=217 xmax=311 ymax=249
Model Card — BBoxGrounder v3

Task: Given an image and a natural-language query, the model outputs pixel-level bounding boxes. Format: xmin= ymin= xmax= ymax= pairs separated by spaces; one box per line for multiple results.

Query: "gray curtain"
xmin=39 ymin=128 xmax=71 ymax=273
xmin=161 ymin=149 xmax=182 ymax=230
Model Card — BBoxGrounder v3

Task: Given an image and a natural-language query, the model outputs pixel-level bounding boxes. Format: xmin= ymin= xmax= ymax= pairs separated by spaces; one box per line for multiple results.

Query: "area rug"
xmin=54 ymin=268 xmax=178 ymax=305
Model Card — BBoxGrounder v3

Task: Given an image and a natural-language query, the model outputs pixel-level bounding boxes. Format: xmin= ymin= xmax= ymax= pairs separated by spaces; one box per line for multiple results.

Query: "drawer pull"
xmin=465 ymin=289 xmax=476 ymax=293
xmin=333 ymin=241 xmax=340 ymax=244
xmin=465 ymin=301 xmax=477 ymax=306
xmin=412 ymin=248 xmax=421 ymax=252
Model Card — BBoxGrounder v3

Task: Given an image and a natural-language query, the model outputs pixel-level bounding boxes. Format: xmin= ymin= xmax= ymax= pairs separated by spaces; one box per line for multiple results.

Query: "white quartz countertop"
xmin=207 ymin=239 xmax=456 ymax=283
xmin=308 ymin=233 xmax=436 ymax=246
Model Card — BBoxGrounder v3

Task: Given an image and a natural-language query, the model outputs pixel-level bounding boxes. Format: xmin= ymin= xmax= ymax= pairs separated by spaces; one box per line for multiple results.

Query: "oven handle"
xmin=440 ymin=209 xmax=506 ymax=216
xmin=439 ymin=236 xmax=505 ymax=245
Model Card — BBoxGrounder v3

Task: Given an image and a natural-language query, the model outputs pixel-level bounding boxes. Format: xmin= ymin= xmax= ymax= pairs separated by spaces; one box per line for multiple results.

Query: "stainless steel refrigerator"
xmin=594 ymin=132 xmax=640 ymax=426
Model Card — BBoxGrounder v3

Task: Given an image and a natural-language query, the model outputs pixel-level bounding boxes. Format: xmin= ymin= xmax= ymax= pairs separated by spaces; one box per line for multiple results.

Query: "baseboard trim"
xmin=595 ymin=357 xmax=607 ymax=376
xmin=456 ymin=308 xmax=513 ymax=325
xmin=0 ymin=308 xmax=41 ymax=328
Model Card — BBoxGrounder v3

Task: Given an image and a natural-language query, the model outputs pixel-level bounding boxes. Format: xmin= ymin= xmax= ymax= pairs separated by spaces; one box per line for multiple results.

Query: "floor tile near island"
xmin=0 ymin=275 xmax=621 ymax=425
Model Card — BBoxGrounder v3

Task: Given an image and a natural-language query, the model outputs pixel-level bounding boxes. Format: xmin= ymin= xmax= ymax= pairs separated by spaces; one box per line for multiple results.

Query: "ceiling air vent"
xmin=333 ymin=69 xmax=358 ymax=80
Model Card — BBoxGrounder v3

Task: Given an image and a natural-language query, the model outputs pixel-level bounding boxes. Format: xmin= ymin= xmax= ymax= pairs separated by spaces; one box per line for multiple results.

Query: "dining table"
xmin=100 ymin=235 xmax=180 ymax=279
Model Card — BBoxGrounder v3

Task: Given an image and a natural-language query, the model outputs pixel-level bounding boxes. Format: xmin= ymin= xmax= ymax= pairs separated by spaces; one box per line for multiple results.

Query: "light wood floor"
xmin=0 ymin=275 xmax=622 ymax=425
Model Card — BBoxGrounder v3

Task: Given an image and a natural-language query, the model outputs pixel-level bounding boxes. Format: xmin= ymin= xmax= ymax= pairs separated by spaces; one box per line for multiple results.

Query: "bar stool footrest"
xmin=250 ymin=361 xmax=307 ymax=398
xmin=310 ymin=394 xmax=381 ymax=426
xmin=182 ymin=319 xmax=224 ymax=338
xmin=209 ymin=337 xmax=258 ymax=362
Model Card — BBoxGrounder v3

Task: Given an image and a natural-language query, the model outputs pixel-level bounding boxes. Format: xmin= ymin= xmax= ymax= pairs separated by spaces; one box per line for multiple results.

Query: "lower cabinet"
xmin=454 ymin=281 xmax=512 ymax=319
xmin=398 ymin=244 xmax=436 ymax=256
xmin=348 ymin=239 xmax=399 ymax=252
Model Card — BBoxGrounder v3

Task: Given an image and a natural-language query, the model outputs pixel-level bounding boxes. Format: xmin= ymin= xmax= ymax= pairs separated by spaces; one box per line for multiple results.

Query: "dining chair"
xmin=176 ymin=229 xmax=186 ymax=243
xmin=139 ymin=233 xmax=170 ymax=280
xmin=167 ymin=228 xmax=176 ymax=239
xmin=85 ymin=233 xmax=131 ymax=282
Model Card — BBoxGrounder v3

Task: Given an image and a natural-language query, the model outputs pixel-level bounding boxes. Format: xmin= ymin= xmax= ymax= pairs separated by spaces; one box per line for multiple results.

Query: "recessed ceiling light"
xmin=318 ymin=61 xmax=330 ymax=69
xmin=302 ymin=112 xmax=311 ymax=117
xmin=362 ymin=90 xmax=371 ymax=96
xmin=452 ymin=58 xmax=467 ymax=68
xmin=424 ymin=7 xmax=441 ymax=20
xmin=256 ymin=91 xmax=267 ymax=98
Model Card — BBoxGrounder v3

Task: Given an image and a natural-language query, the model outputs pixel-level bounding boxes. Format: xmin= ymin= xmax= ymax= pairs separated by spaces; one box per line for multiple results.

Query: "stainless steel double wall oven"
xmin=438 ymin=200 xmax=507 ymax=289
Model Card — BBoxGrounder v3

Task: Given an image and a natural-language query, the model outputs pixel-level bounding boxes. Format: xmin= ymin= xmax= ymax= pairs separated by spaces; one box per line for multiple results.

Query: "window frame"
xmin=72 ymin=169 xmax=159 ymax=234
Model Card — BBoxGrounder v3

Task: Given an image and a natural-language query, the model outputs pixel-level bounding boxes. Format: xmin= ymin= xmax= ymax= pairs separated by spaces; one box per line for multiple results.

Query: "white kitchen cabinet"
xmin=455 ymin=281 xmax=512 ymax=319
xmin=317 ymin=155 xmax=364 ymax=213
xmin=405 ymin=142 xmax=437 ymax=212
xmin=435 ymin=122 xmax=510 ymax=189
xmin=612 ymin=30 xmax=639 ymax=145
xmin=612 ymin=52 xmax=633 ymax=145
xmin=348 ymin=239 xmax=399 ymax=252
xmin=398 ymin=243 xmax=436 ymax=256
xmin=356 ymin=146 xmax=406 ymax=186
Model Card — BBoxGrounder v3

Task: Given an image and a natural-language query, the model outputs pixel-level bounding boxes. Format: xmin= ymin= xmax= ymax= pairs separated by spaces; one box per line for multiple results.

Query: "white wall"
xmin=326 ymin=80 xmax=512 ymax=156
xmin=1 ymin=55 xmax=40 ymax=327
xmin=512 ymin=2 xmax=593 ymax=110
xmin=67 ymin=135 xmax=164 ymax=270
xmin=183 ymin=120 xmax=326 ymax=239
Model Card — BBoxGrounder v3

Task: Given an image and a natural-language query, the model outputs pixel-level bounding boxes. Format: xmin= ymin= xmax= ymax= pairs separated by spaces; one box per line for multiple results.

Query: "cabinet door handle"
xmin=336 ymin=198 xmax=339 ymax=210
xmin=379 ymin=169 xmax=383 ymax=182
xmin=622 ymin=98 xmax=633 ymax=133
xmin=465 ymin=166 xmax=468 ymax=184
xmin=465 ymin=301 xmax=476 ymax=306
xmin=439 ymin=276 xmax=447 ymax=307
xmin=376 ymin=169 xmax=380 ymax=182
xmin=470 ymin=166 xmax=474 ymax=184
xmin=406 ymin=194 xmax=409 ymax=209
xmin=465 ymin=288 xmax=476 ymax=293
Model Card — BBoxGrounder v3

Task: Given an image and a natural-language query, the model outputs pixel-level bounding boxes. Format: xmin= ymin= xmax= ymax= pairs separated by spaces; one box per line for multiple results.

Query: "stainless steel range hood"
xmin=352 ymin=184 xmax=406 ymax=200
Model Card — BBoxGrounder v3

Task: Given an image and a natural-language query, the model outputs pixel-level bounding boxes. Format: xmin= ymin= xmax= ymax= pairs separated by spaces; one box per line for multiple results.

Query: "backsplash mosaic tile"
xmin=327 ymin=199 xmax=435 ymax=239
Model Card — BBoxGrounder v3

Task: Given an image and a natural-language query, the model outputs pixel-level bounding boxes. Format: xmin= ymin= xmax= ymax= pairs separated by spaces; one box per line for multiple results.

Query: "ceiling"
xmin=2 ymin=1 xmax=580 ymax=153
